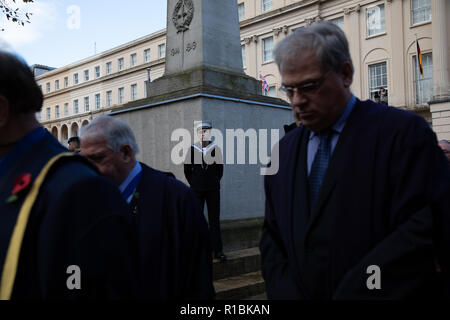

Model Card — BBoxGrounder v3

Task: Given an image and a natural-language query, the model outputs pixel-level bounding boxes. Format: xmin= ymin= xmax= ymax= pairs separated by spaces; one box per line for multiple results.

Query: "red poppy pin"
xmin=6 ymin=173 xmax=33 ymax=204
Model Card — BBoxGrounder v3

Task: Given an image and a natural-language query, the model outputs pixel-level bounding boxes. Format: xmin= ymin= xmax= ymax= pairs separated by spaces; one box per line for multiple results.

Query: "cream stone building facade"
xmin=37 ymin=0 xmax=450 ymax=143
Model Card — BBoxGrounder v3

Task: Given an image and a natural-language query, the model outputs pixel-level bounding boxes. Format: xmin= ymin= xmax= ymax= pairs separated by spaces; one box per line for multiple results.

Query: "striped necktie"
xmin=309 ymin=129 xmax=334 ymax=214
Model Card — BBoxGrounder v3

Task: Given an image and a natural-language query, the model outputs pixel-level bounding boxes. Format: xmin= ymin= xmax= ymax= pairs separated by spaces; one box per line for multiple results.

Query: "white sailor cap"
xmin=194 ymin=121 xmax=212 ymax=131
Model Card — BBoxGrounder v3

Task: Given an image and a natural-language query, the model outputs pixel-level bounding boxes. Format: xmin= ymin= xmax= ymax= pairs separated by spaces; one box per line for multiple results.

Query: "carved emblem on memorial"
xmin=173 ymin=0 xmax=194 ymax=33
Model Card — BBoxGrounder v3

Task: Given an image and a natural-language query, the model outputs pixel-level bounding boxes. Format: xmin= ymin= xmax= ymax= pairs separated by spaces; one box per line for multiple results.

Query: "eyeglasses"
xmin=279 ymin=72 xmax=330 ymax=99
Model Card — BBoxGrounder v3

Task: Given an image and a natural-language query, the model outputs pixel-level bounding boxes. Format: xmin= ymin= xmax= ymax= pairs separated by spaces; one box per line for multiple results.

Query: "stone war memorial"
xmin=112 ymin=0 xmax=291 ymax=255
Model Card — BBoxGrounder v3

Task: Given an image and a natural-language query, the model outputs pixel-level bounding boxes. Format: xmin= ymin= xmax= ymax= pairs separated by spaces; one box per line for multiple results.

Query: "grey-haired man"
xmin=80 ymin=116 xmax=214 ymax=300
xmin=260 ymin=21 xmax=450 ymax=300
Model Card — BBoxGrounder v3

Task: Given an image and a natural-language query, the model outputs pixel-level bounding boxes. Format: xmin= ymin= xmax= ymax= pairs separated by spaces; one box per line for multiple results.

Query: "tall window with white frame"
xmin=263 ymin=37 xmax=274 ymax=63
xmin=367 ymin=4 xmax=385 ymax=37
xmin=95 ymin=93 xmax=101 ymax=109
xmin=95 ymin=66 xmax=101 ymax=78
xmin=106 ymin=90 xmax=112 ymax=107
xmin=73 ymin=73 xmax=79 ymax=85
xmin=106 ymin=62 xmax=112 ymax=75
xmin=84 ymin=97 xmax=90 ymax=112
xmin=73 ymin=99 xmax=79 ymax=114
xmin=131 ymin=53 xmax=137 ymax=67
xmin=47 ymin=107 xmax=51 ymax=120
xmin=241 ymin=45 xmax=246 ymax=69
xmin=84 ymin=70 xmax=89 ymax=82
xmin=158 ymin=44 xmax=166 ymax=59
xmin=238 ymin=3 xmax=245 ymax=20
xmin=413 ymin=52 xmax=433 ymax=106
xmin=55 ymin=105 xmax=60 ymax=119
xmin=46 ymin=82 xmax=50 ymax=93
xmin=55 ymin=80 xmax=59 ymax=91
xmin=144 ymin=49 xmax=151 ymax=63
xmin=131 ymin=84 xmax=137 ymax=101
xmin=262 ymin=0 xmax=272 ymax=12
xmin=411 ymin=0 xmax=431 ymax=25
xmin=64 ymin=103 xmax=69 ymax=117
xmin=118 ymin=87 xmax=124 ymax=104
xmin=118 ymin=58 xmax=124 ymax=71
xmin=368 ymin=62 xmax=388 ymax=104
xmin=64 ymin=77 xmax=68 ymax=88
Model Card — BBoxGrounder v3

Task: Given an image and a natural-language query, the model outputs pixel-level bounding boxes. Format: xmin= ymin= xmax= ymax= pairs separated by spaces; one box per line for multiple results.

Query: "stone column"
xmin=252 ymin=35 xmax=259 ymax=79
xmin=387 ymin=0 xmax=406 ymax=107
xmin=242 ymin=36 xmax=252 ymax=75
xmin=344 ymin=7 xmax=362 ymax=98
xmin=166 ymin=0 xmax=244 ymax=75
xmin=431 ymin=0 xmax=449 ymax=100
xmin=430 ymin=0 xmax=450 ymax=140
xmin=150 ymin=0 xmax=260 ymax=98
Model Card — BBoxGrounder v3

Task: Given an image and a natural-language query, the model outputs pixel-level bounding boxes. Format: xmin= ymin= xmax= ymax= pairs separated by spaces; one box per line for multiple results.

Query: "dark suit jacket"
xmin=0 ymin=130 xmax=137 ymax=299
xmin=260 ymin=99 xmax=450 ymax=299
xmin=132 ymin=163 xmax=214 ymax=300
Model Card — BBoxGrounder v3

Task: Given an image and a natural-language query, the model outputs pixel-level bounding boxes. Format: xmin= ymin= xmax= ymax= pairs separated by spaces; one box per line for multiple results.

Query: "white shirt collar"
xmin=193 ymin=142 xmax=216 ymax=155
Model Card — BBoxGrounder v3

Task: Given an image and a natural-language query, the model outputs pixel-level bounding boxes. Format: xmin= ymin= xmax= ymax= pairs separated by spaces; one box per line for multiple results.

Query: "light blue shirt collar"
xmin=119 ymin=161 xmax=142 ymax=194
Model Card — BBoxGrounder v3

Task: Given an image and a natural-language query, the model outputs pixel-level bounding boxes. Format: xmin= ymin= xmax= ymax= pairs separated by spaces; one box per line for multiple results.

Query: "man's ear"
xmin=0 ymin=95 xmax=10 ymax=128
xmin=120 ymin=144 xmax=134 ymax=163
xmin=340 ymin=61 xmax=354 ymax=88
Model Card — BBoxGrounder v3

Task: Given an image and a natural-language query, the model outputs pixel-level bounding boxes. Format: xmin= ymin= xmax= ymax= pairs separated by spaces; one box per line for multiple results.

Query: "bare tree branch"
xmin=1 ymin=0 xmax=34 ymax=31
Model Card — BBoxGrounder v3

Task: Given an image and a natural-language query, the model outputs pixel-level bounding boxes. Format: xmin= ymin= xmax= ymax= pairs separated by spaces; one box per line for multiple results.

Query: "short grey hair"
xmin=274 ymin=21 xmax=354 ymax=75
xmin=80 ymin=115 xmax=139 ymax=156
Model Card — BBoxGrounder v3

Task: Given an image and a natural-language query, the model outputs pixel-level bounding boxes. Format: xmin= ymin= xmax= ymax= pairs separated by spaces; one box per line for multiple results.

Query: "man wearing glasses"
xmin=260 ymin=21 xmax=450 ymax=299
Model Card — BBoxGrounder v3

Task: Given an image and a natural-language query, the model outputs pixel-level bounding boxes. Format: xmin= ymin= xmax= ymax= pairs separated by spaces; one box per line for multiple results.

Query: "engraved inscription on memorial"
xmin=173 ymin=0 xmax=194 ymax=33
xmin=186 ymin=42 xmax=197 ymax=53
xmin=171 ymin=48 xmax=181 ymax=56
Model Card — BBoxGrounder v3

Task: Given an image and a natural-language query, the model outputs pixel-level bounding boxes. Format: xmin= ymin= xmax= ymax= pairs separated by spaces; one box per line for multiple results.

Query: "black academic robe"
xmin=131 ymin=163 xmax=214 ymax=300
xmin=260 ymin=99 xmax=450 ymax=299
xmin=0 ymin=130 xmax=138 ymax=299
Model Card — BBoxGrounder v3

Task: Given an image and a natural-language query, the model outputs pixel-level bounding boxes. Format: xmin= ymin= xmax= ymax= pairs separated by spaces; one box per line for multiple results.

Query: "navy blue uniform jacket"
xmin=260 ymin=99 xmax=450 ymax=299
xmin=133 ymin=163 xmax=214 ymax=300
xmin=0 ymin=130 xmax=137 ymax=299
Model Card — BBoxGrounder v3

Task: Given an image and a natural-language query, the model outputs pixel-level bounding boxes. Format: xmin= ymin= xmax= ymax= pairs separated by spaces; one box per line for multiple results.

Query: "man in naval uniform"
xmin=80 ymin=115 xmax=214 ymax=300
xmin=0 ymin=50 xmax=137 ymax=299
xmin=184 ymin=121 xmax=226 ymax=262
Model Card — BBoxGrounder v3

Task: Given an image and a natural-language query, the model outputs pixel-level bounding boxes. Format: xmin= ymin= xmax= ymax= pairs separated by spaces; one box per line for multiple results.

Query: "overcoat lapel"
xmin=135 ymin=164 xmax=164 ymax=259
xmin=280 ymin=126 xmax=311 ymax=295
xmin=291 ymin=127 xmax=311 ymax=250
xmin=283 ymin=127 xmax=302 ymax=250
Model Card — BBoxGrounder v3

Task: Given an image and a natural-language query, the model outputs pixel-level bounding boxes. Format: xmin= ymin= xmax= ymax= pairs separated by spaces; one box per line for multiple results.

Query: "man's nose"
xmin=290 ymin=90 xmax=308 ymax=107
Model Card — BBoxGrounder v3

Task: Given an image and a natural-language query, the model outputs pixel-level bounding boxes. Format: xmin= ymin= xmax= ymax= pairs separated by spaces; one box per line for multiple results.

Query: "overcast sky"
xmin=0 ymin=0 xmax=167 ymax=68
